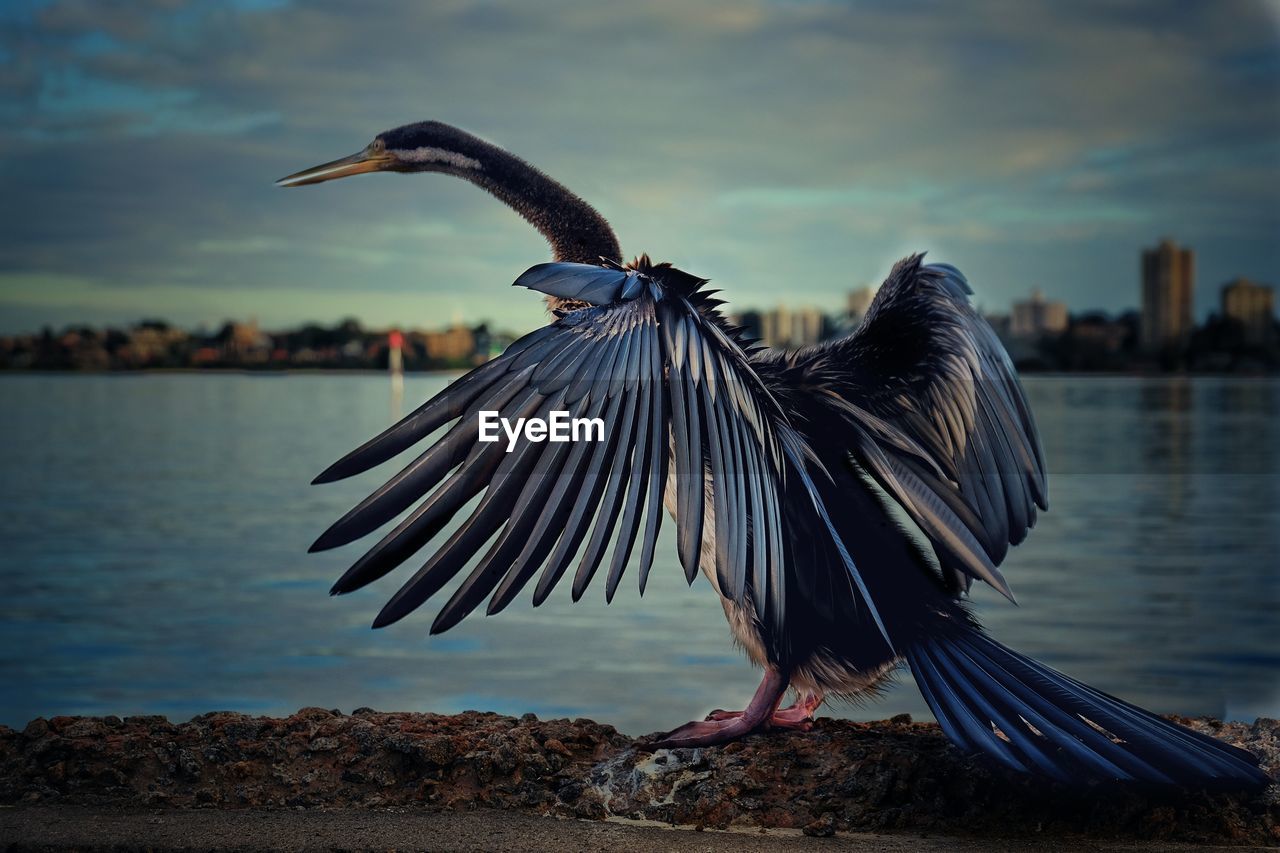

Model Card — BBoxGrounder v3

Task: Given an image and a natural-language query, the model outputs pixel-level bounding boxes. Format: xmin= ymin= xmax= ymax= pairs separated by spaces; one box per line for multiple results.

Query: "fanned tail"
xmin=907 ymin=620 xmax=1269 ymax=788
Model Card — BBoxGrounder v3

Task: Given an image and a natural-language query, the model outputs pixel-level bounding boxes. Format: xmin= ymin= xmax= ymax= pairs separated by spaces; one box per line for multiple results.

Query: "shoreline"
xmin=2 ymin=709 xmax=1276 ymax=846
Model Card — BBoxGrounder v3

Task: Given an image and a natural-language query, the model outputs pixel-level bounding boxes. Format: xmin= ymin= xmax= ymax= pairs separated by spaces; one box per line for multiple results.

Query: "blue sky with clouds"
xmin=1 ymin=0 xmax=1277 ymax=334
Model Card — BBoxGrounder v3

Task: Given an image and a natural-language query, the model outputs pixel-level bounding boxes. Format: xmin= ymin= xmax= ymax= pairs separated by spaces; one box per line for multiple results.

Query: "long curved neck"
xmin=460 ymin=140 xmax=621 ymax=265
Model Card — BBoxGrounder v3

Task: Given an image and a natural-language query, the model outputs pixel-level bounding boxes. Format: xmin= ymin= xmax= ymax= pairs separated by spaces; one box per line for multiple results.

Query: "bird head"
xmin=275 ymin=119 xmax=622 ymax=267
xmin=276 ymin=121 xmax=487 ymax=187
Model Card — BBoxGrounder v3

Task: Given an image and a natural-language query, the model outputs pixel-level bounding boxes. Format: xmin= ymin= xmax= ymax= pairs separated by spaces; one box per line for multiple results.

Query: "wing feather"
xmin=665 ymin=312 xmax=705 ymax=582
xmin=636 ymin=325 xmax=668 ymax=595
xmin=606 ymin=333 xmax=657 ymax=602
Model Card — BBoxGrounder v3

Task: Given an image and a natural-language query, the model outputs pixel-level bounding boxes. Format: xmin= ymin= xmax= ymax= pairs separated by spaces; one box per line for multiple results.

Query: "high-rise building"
xmin=1221 ymin=277 xmax=1275 ymax=345
xmin=1010 ymin=288 xmax=1068 ymax=338
xmin=1140 ymin=239 xmax=1194 ymax=350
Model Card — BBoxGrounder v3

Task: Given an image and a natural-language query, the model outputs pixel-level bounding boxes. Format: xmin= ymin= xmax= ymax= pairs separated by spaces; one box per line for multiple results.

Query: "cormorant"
xmin=279 ymin=121 xmax=1268 ymax=787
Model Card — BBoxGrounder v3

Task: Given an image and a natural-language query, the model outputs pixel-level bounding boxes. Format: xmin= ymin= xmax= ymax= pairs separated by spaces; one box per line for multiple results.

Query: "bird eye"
xmin=370 ymin=138 xmax=386 ymax=153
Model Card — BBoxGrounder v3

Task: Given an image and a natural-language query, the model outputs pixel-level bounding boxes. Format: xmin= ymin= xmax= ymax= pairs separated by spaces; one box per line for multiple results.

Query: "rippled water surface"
xmin=1 ymin=373 xmax=1277 ymax=734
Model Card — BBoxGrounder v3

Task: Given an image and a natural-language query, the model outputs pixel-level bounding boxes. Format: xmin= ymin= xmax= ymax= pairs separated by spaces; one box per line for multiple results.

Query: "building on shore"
xmin=1221 ymin=277 xmax=1275 ymax=346
xmin=414 ymin=323 xmax=475 ymax=362
xmin=1010 ymin=289 xmax=1068 ymax=339
xmin=759 ymin=305 xmax=825 ymax=349
xmin=759 ymin=306 xmax=790 ymax=349
xmin=117 ymin=321 xmax=189 ymax=366
xmin=1141 ymin=238 xmax=1194 ymax=350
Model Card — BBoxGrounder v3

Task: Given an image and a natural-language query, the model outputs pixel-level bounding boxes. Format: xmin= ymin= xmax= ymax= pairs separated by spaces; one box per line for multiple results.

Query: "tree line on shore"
xmin=1 ymin=310 xmax=1276 ymax=373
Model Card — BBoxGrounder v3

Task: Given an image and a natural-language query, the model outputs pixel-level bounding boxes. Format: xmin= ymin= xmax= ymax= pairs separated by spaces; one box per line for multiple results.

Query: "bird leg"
xmin=706 ymin=688 xmax=824 ymax=731
xmin=644 ymin=668 xmax=790 ymax=749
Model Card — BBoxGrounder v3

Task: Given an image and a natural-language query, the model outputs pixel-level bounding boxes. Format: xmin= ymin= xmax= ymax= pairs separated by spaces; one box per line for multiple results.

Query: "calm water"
xmin=1 ymin=374 xmax=1277 ymax=735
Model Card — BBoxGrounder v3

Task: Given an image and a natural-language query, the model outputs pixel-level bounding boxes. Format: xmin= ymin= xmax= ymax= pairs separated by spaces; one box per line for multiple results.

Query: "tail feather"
xmin=908 ymin=623 xmax=1270 ymax=788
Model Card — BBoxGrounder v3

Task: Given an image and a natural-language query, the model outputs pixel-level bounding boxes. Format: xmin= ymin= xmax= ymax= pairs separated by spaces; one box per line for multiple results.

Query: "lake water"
xmin=1 ymin=373 xmax=1277 ymax=735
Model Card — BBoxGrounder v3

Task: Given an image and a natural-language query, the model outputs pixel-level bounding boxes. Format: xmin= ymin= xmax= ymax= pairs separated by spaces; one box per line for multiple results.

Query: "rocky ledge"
xmin=1 ymin=710 xmax=1276 ymax=845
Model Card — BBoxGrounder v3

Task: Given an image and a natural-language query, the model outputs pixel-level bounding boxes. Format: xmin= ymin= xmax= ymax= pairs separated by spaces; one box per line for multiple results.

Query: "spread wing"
xmin=309 ymin=262 xmax=885 ymax=646
xmin=783 ymin=254 xmax=1048 ymax=599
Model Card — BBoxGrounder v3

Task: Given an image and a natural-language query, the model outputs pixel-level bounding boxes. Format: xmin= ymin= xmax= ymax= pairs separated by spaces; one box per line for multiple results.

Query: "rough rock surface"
xmin=1 ymin=709 xmax=1276 ymax=845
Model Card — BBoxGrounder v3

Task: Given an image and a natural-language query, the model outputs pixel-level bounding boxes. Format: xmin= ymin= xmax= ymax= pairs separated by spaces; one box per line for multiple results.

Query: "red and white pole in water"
xmin=388 ymin=330 xmax=404 ymax=377
xmin=388 ymin=329 xmax=404 ymax=413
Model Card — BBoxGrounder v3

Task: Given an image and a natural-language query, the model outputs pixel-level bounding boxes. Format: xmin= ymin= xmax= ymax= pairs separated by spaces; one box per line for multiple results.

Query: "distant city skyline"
xmin=5 ymin=231 xmax=1275 ymax=370
xmin=2 ymin=242 xmax=1274 ymax=343
xmin=733 ymin=237 xmax=1274 ymax=350
xmin=1 ymin=2 xmax=1277 ymax=336
xmin=0 ymin=235 xmax=1272 ymax=337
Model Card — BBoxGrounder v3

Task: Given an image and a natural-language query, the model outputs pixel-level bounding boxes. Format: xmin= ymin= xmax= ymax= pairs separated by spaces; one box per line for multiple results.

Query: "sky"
xmin=0 ymin=0 xmax=1277 ymax=335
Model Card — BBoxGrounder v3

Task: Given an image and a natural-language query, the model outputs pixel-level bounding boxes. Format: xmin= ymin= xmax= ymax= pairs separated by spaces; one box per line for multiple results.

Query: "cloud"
xmin=0 ymin=0 xmax=1276 ymax=333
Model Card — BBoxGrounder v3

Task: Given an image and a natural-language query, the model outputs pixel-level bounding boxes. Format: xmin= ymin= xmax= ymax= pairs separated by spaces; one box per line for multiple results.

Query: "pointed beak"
xmin=276 ymin=146 xmax=396 ymax=187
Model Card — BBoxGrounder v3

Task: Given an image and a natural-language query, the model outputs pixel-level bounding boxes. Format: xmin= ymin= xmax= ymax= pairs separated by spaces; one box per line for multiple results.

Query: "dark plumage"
xmin=282 ymin=121 xmax=1269 ymax=788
